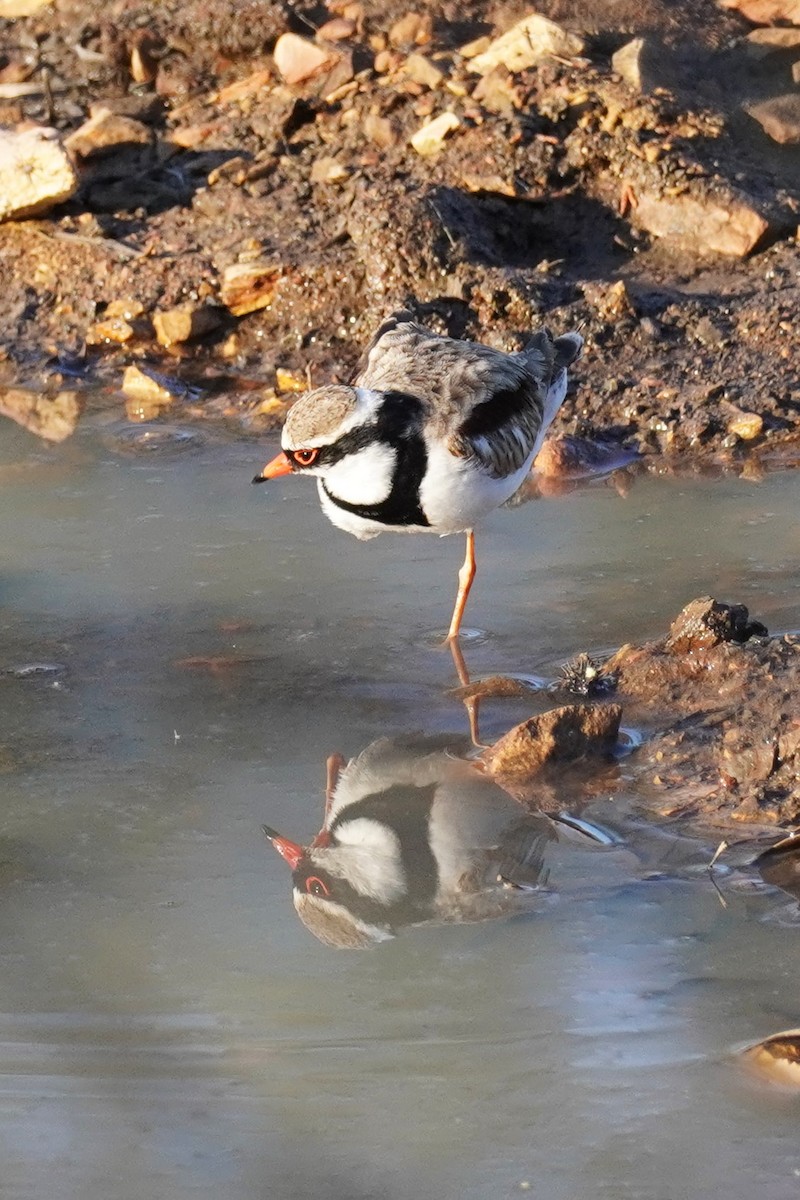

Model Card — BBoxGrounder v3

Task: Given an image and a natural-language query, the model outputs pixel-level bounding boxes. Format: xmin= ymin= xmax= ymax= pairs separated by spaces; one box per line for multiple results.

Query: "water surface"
xmin=2 ymin=421 xmax=800 ymax=1200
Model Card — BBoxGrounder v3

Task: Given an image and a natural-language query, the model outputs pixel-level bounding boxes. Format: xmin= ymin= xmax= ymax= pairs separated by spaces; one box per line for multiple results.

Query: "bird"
xmin=261 ymin=735 xmax=569 ymax=949
xmin=253 ymin=313 xmax=583 ymax=640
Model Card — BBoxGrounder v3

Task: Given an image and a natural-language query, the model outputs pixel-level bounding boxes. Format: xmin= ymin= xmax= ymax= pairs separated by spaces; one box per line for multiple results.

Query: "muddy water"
xmin=2 ymin=420 xmax=800 ymax=1200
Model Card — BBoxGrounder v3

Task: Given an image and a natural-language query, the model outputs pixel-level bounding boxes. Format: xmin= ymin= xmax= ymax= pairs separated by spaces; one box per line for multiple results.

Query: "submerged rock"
xmin=484 ymin=703 xmax=623 ymax=784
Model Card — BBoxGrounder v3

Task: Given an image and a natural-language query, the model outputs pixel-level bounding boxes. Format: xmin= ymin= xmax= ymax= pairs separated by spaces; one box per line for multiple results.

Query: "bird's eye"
xmin=306 ymin=876 xmax=330 ymax=897
xmin=293 ymin=448 xmax=319 ymax=467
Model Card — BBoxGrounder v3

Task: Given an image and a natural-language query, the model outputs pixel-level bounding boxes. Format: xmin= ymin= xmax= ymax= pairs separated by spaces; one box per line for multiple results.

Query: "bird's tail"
xmin=534 ymin=329 xmax=584 ymax=436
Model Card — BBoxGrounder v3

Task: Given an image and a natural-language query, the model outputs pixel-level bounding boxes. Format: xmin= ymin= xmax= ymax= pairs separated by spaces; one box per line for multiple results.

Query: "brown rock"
xmin=620 ymin=181 xmax=773 ymax=257
xmin=363 ymin=112 xmax=397 ymax=147
xmin=317 ymin=17 xmax=356 ymax=41
xmin=469 ymin=14 xmax=585 ymax=76
xmin=65 ymin=109 xmax=152 ymax=158
xmin=744 ymin=27 xmax=800 ymax=56
xmin=0 ymin=387 xmax=81 ymax=441
xmin=402 ymin=53 xmax=444 ymax=89
xmin=388 ymin=12 xmax=432 ymax=48
xmin=746 ymin=94 xmax=800 ymax=144
xmin=273 ymin=33 xmax=335 ymax=86
xmin=719 ymin=0 xmax=800 ymax=22
xmin=121 ymin=365 xmax=179 ymax=420
xmin=794 ymin=59 xmax=800 ymax=82
xmin=216 ymin=69 xmax=273 ymax=105
xmin=130 ymin=30 xmax=161 ymax=85
xmin=86 ymin=316 xmax=136 ymax=345
xmin=220 ymin=262 xmax=282 ymax=316
xmin=582 ymin=279 xmax=634 ymax=321
xmin=310 ymin=156 xmax=349 ymax=184
xmin=0 ymin=127 xmax=77 ymax=221
xmin=726 ymin=407 xmax=763 ymax=440
xmin=483 ymin=704 xmax=622 ymax=782
xmin=153 ymin=306 xmax=221 ymax=349
xmin=665 ymin=597 xmax=766 ymax=655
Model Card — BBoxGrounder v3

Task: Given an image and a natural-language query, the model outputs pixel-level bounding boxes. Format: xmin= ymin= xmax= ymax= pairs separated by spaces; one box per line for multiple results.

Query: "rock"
xmin=310 ymin=156 xmax=350 ymax=184
xmin=582 ymin=279 xmax=634 ymax=321
xmin=273 ymin=33 xmax=335 ymax=86
xmin=121 ymin=365 xmax=179 ymax=421
xmin=402 ymin=53 xmax=444 ymax=89
xmin=471 ymin=68 xmax=522 ymax=115
xmin=468 ymin=14 xmax=585 ymax=76
xmin=719 ymin=0 xmax=800 ymax=21
xmin=153 ymin=305 xmax=222 ymax=348
xmin=216 ymin=69 xmax=273 ymax=105
xmin=0 ymin=0 xmax=52 ymax=13
xmin=275 ymin=367 xmax=306 ymax=393
xmin=0 ymin=387 xmax=81 ymax=441
xmin=317 ymin=17 xmax=356 ymax=41
xmin=664 ymin=597 xmax=767 ymax=655
xmin=611 ymin=37 xmax=655 ymax=92
xmin=615 ymin=179 xmax=774 ymax=257
xmin=89 ymin=95 xmax=163 ymax=124
xmin=484 ymin=703 xmax=622 ymax=782
xmin=220 ymin=262 xmax=282 ymax=316
xmin=794 ymin=59 xmax=800 ymax=82
xmin=86 ymin=316 xmax=136 ymax=345
xmin=725 ymin=406 xmax=763 ymax=440
xmin=746 ymin=94 xmax=800 ymax=144
xmin=459 ymin=35 xmax=492 ymax=59
xmin=0 ymin=127 xmax=77 ymax=221
xmin=65 ymin=109 xmax=152 ymax=158
xmin=388 ymin=12 xmax=432 ymax=48
xmin=363 ymin=112 xmax=397 ymax=147
xmin=410 ymin=111 xmax=461 ymax=155
xmin=744 ymin=26 xmax=800 ymax=56
xmin=129 ymin=30 xmax=161 ymax=85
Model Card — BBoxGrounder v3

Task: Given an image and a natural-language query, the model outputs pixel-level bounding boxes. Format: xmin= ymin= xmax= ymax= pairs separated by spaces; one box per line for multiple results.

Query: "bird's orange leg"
xmin=446 ymin=529 xmax=476 ymax=642
xmin=448 ymin=635 xmax=483 ymax=746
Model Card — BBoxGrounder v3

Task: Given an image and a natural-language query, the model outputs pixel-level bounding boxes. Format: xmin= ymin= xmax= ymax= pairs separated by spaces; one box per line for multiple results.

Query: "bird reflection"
xmin=754 ymin=832 xmax=800 ymax=904
xmin=263 ymin=734 xmax=617 ymax=949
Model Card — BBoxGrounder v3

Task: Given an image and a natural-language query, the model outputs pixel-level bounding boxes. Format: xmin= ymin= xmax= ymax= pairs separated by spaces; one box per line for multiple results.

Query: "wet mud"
xmin=0 ymin=0 xmax=798 ymax=468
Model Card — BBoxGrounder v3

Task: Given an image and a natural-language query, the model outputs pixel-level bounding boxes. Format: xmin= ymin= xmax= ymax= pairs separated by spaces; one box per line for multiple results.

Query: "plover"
xmin=253 ymin=313 xmax=583 ymax=639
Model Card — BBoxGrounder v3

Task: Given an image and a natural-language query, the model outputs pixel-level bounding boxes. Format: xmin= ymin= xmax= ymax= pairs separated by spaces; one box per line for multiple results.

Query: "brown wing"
xmin=357 ymin=318 xmax=558 ymax=477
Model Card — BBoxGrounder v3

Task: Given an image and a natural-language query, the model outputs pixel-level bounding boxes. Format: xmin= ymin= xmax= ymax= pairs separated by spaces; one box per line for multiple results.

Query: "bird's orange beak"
xmin=252 ymin=452 xmax=293 ymax=484
xmin=262 ymin=825 xmax=304 ymax=870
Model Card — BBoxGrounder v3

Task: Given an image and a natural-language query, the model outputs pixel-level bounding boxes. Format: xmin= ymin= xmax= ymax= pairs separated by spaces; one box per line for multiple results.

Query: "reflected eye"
xmin=293 ymin=448 xmax=319 ymax=467
xmin=306 ymin=876 xmax=330 ymax=897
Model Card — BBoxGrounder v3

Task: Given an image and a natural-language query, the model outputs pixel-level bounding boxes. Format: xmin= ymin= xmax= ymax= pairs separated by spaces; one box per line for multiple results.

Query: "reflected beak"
xmin=262 ymin=825 xmax=304 ymax=870
xmin=252 ymin=452 xmax=293 ymax=484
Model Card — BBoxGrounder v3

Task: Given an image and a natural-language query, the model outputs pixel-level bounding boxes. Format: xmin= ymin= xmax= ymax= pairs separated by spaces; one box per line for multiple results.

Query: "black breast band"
xmin=320 ymin=391 xmax=430 ymax=528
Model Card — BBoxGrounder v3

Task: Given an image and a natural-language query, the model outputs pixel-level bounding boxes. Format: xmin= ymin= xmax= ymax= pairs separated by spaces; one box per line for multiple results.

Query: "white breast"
xmin=419 ymin=440 xmax=535 ymax=534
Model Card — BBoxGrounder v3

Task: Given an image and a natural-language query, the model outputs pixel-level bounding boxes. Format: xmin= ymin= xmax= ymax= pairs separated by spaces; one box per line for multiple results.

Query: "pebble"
xmin=64 ymin=109 xmax=152 ymax=158
xmin=273 ymin=33 xmax=335 ymax=86
xmin=220 ymin=262 xmax=282 ymax=317
xmin=0 ymin=126 xmax=77 ymax=221
xmin=402 ymin=53 xmax=444 ymax=90
xmin=720 ymin=0 xmax=800 ymax=22
xmin=468 ymin=14 xmax=585 ymax=76
xmin=152 ymin=305 xmax=222 ymax=349
xmin=410 ymin=111 xmax=461 ymax=156
xmin=121 ymin=365 xmax=179 ymax=420
xmin=746 ymin=94 xmax=800 ymax=144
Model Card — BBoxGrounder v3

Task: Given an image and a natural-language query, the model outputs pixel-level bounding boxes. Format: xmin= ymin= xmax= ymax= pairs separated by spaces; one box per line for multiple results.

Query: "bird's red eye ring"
xmin=306 ymin=876 xmax=330 ymax=897
xmin=293 ymin=448 xmax=319 ymax=467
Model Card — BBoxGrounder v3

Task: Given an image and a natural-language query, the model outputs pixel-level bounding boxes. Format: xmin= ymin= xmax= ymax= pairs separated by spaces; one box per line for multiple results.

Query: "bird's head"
xmin=262 ymin=823 xmax=396 ymax=949
xmin=252 ymin=385 xmax=386 ymax=484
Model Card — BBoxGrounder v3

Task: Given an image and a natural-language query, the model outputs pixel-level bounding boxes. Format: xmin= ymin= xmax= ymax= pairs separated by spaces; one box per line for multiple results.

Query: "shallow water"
xmin=2 ymin=420 xmax=800 ymax=1200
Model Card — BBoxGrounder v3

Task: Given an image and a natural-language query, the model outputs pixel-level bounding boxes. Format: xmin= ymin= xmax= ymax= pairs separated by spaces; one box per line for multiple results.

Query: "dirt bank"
xmin=0 ymin=0 xmax=798 ymax=464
